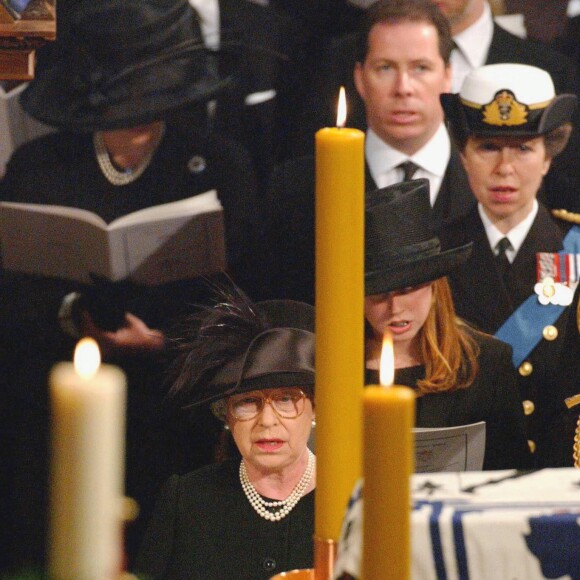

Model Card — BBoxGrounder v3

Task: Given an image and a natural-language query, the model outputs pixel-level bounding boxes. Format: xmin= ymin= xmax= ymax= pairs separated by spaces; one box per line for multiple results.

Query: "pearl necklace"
xmin=239 ymin=449 xmax=315 ymax=522
xmin=93 ymin=124 xmax=164 ymax=186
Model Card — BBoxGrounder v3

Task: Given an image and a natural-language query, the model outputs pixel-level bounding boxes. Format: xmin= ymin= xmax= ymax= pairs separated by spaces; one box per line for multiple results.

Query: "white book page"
xmin=414 ymin=421 xmax=486 ymax=473
xmin=109 ymin=190 xmax=220 ymax=229
xmin=0 ymin=200 xmax=107 ymax=228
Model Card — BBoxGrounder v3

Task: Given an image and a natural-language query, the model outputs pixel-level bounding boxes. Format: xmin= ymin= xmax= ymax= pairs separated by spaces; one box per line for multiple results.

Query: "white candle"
xmin=49 ymin=338 xmax=127 ymax=580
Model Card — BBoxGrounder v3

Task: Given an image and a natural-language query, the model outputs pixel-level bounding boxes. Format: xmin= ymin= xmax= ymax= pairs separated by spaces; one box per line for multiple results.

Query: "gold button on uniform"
xmin=528 ymin=440 xmax=536 ymax=453
xmin=522 ymin=400 xmax=535 ymax=415
xmin=519 ymin=361 xmax=533 ymax=376
xmin=542 ymin=325 xmax=558 ymax=341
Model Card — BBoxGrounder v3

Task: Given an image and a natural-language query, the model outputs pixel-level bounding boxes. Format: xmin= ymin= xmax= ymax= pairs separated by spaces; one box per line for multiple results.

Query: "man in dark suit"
xmin=179 ymin=0 xmax=303 ymax=190
xmin=288 ymin=0 xmax=580 ymax=211
xmin=266 ymin=0 xmax=475 ymax=304
xmin=439 ymin=63 xmax=579 ymax=467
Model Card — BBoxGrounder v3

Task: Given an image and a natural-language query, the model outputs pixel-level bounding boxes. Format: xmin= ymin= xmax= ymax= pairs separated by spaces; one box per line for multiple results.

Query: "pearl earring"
xmin=311 ymin=418 xmax=316 ymax=428
xmin=224 ymin=424 xmax=230 ymax=431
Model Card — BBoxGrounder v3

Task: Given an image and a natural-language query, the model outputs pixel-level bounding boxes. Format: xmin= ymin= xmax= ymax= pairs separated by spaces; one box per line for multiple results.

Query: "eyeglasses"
xmin=226 ymin=388 xmax=307 ymax=421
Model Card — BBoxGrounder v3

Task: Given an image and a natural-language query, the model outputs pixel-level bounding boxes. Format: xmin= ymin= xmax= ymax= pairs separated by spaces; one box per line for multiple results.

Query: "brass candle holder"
xmin=314 ymin=536 xmax=337 ymax=580
xmin=270 ymin=569 xmax=314 ymax=579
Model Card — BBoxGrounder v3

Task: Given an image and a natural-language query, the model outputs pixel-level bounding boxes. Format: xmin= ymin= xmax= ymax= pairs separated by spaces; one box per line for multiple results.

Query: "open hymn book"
xmin=0 ymin=189 xmax=226 ymax=285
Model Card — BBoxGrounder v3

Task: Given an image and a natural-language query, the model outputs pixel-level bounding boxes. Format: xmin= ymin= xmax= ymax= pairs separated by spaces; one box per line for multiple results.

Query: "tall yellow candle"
xmin=49 ymin=338 xmax=126 ymax=580
xmin=362 ymin=333 xmax=415 ymax=580
xmin=315 ymin=87 xmax=365 ymax=543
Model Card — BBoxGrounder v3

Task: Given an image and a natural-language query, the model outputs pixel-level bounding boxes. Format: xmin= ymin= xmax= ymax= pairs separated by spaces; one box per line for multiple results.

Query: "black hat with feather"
xmin=168 ymin=285 xmax=314 ymax=411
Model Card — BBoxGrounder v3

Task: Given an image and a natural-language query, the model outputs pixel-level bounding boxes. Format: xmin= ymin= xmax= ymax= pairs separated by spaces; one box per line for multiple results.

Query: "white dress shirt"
xmin=568 ymin=0 xmax=580 ymax=17
xmin=451 ymin=2 xmax=494 ymax=92
xmin=188 ymin=0 xmax=220 ymax=48
xmin=365 ymin=124 xmax=451 ymax=207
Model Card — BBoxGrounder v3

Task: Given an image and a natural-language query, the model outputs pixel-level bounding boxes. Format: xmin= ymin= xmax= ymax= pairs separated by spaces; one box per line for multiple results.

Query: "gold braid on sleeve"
xmin=565 ymin=394 xmax=580 ymax=468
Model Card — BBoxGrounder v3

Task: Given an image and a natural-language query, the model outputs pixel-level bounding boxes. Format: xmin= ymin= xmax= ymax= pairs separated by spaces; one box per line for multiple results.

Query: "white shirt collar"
xmin=366 ymin=125 xmax=450 ymax=176
xmin=479 ymin=199 xmax=539 ymax=262
xmin=412 ymin=124 xmax=450 ymax=178
xmin=188 ymin=0 xmax=220 ymax=49
xmin=451 ymin=2 xmax=494 ymax=92
xmin=365 ymin=125 xmax=450 ymax=206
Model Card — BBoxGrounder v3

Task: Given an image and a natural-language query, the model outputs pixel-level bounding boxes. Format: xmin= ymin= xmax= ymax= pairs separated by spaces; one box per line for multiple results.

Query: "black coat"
xmin=265 ymin=150 xmax=474 ymax=304
xmin=365 ymin=328 xmax=532 ymax=471
xmin=0 ymin=126 xmax=264 ymax=570
xmin=136 ymin=458 xmax=315 ymax=580
xmin=440 ymin=204 xmax=572 ymax=467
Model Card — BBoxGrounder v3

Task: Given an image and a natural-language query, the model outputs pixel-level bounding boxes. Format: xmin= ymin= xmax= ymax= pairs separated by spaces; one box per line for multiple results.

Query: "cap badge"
xmin=482 ymin=90 xmax=528 ymax=127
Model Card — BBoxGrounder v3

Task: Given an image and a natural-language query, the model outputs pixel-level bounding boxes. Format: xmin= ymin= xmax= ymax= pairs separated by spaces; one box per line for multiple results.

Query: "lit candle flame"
xmin=336 ymin=86 xmax=347 ymax=128
xmin=74 ymin=338 xmax=101 ymax=379
xmin=379 ymin=330 xmax=394 ymax=387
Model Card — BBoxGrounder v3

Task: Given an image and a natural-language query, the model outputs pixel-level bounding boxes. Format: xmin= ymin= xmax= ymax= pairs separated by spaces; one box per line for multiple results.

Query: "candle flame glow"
xmin=379 ymin=330 xmax=394 ymax=387
xmin=336 ymin=86 xmax=347 ymax=128
xmin=74 ymin=338 xmax=101 ymax=379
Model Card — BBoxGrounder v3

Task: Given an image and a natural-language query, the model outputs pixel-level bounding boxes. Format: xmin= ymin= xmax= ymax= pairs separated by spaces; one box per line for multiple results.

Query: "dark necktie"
xmin=397 ymin=160 xmax=419 ymax=182
xmin=495 ymin=237 xmax=512 ymax=279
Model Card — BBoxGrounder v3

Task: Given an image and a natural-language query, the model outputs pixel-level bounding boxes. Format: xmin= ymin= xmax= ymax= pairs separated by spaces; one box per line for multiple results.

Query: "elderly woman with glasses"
xmin=136 ymin=287 xmax=316 ymax=580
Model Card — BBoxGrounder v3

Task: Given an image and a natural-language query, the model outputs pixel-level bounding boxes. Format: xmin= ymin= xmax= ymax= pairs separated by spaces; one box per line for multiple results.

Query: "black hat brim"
xmin=193 ymin=300 xmax=315 ymax=407
xmin=365 ymin=241 xmax=473 ymax=296
xmin=20 ymin=44 xmax=238 ymax=132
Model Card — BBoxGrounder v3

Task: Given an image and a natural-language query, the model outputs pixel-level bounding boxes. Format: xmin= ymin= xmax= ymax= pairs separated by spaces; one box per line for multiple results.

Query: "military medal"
xmin=535 ymin=253 xmax=580 ymax=306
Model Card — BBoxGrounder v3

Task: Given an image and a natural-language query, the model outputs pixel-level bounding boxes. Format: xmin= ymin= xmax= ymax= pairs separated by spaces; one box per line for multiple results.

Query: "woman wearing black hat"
xmin=440 ymin=63 xmax=579 ymax=467
xmin=0 ymin=0 xmax=267 ymax=570
xmin=364 ymin=179 xmax=531 ymax=470
xmin=136 ymin=288 xmax=316 ymax=579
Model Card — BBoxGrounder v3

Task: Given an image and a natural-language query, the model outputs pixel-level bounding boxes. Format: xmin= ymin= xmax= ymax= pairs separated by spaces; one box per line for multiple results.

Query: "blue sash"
xmin=495 ymin=225 xmax=580 ymax=368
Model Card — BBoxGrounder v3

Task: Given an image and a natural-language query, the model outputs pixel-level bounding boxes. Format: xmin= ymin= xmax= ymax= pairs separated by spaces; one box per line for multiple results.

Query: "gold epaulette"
xmin=552 ymin=209 xmax=580 ymax=224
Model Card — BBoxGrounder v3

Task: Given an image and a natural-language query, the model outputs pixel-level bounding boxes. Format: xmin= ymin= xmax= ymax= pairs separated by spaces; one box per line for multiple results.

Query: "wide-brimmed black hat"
xmin=170 ymin=290 xmax=315 ymax=409
xmin=441 ymin=63 xmax=577 ymax=143
xmin=20 ymin=0 xmax=237 ymax=131
xmin=365 ymin=179 xmax=472 ymax=296
xmin=206 ymin=300 xmax=315 ymax=402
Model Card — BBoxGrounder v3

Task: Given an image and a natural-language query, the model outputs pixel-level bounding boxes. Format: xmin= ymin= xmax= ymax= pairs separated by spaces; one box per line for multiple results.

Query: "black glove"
xmin=76 ymin=274 xmax=139 ymax=331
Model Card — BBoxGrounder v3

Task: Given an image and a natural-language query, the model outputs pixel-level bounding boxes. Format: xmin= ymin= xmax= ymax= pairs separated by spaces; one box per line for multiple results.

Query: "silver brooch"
xmin=187 ymin=155 xmax=207 ymax=174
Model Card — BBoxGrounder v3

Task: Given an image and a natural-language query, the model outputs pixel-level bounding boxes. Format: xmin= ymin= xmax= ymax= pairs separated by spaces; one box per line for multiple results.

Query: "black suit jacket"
xmin=440 ymin=204 xmax=572 ymax=467
xmin=170 ymin=0 xmax=299 ymax=189
xmin=552 ymin=14 xmax=580 ymax=72
xmin=266 ymin=149 xmax=475 ymax=304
